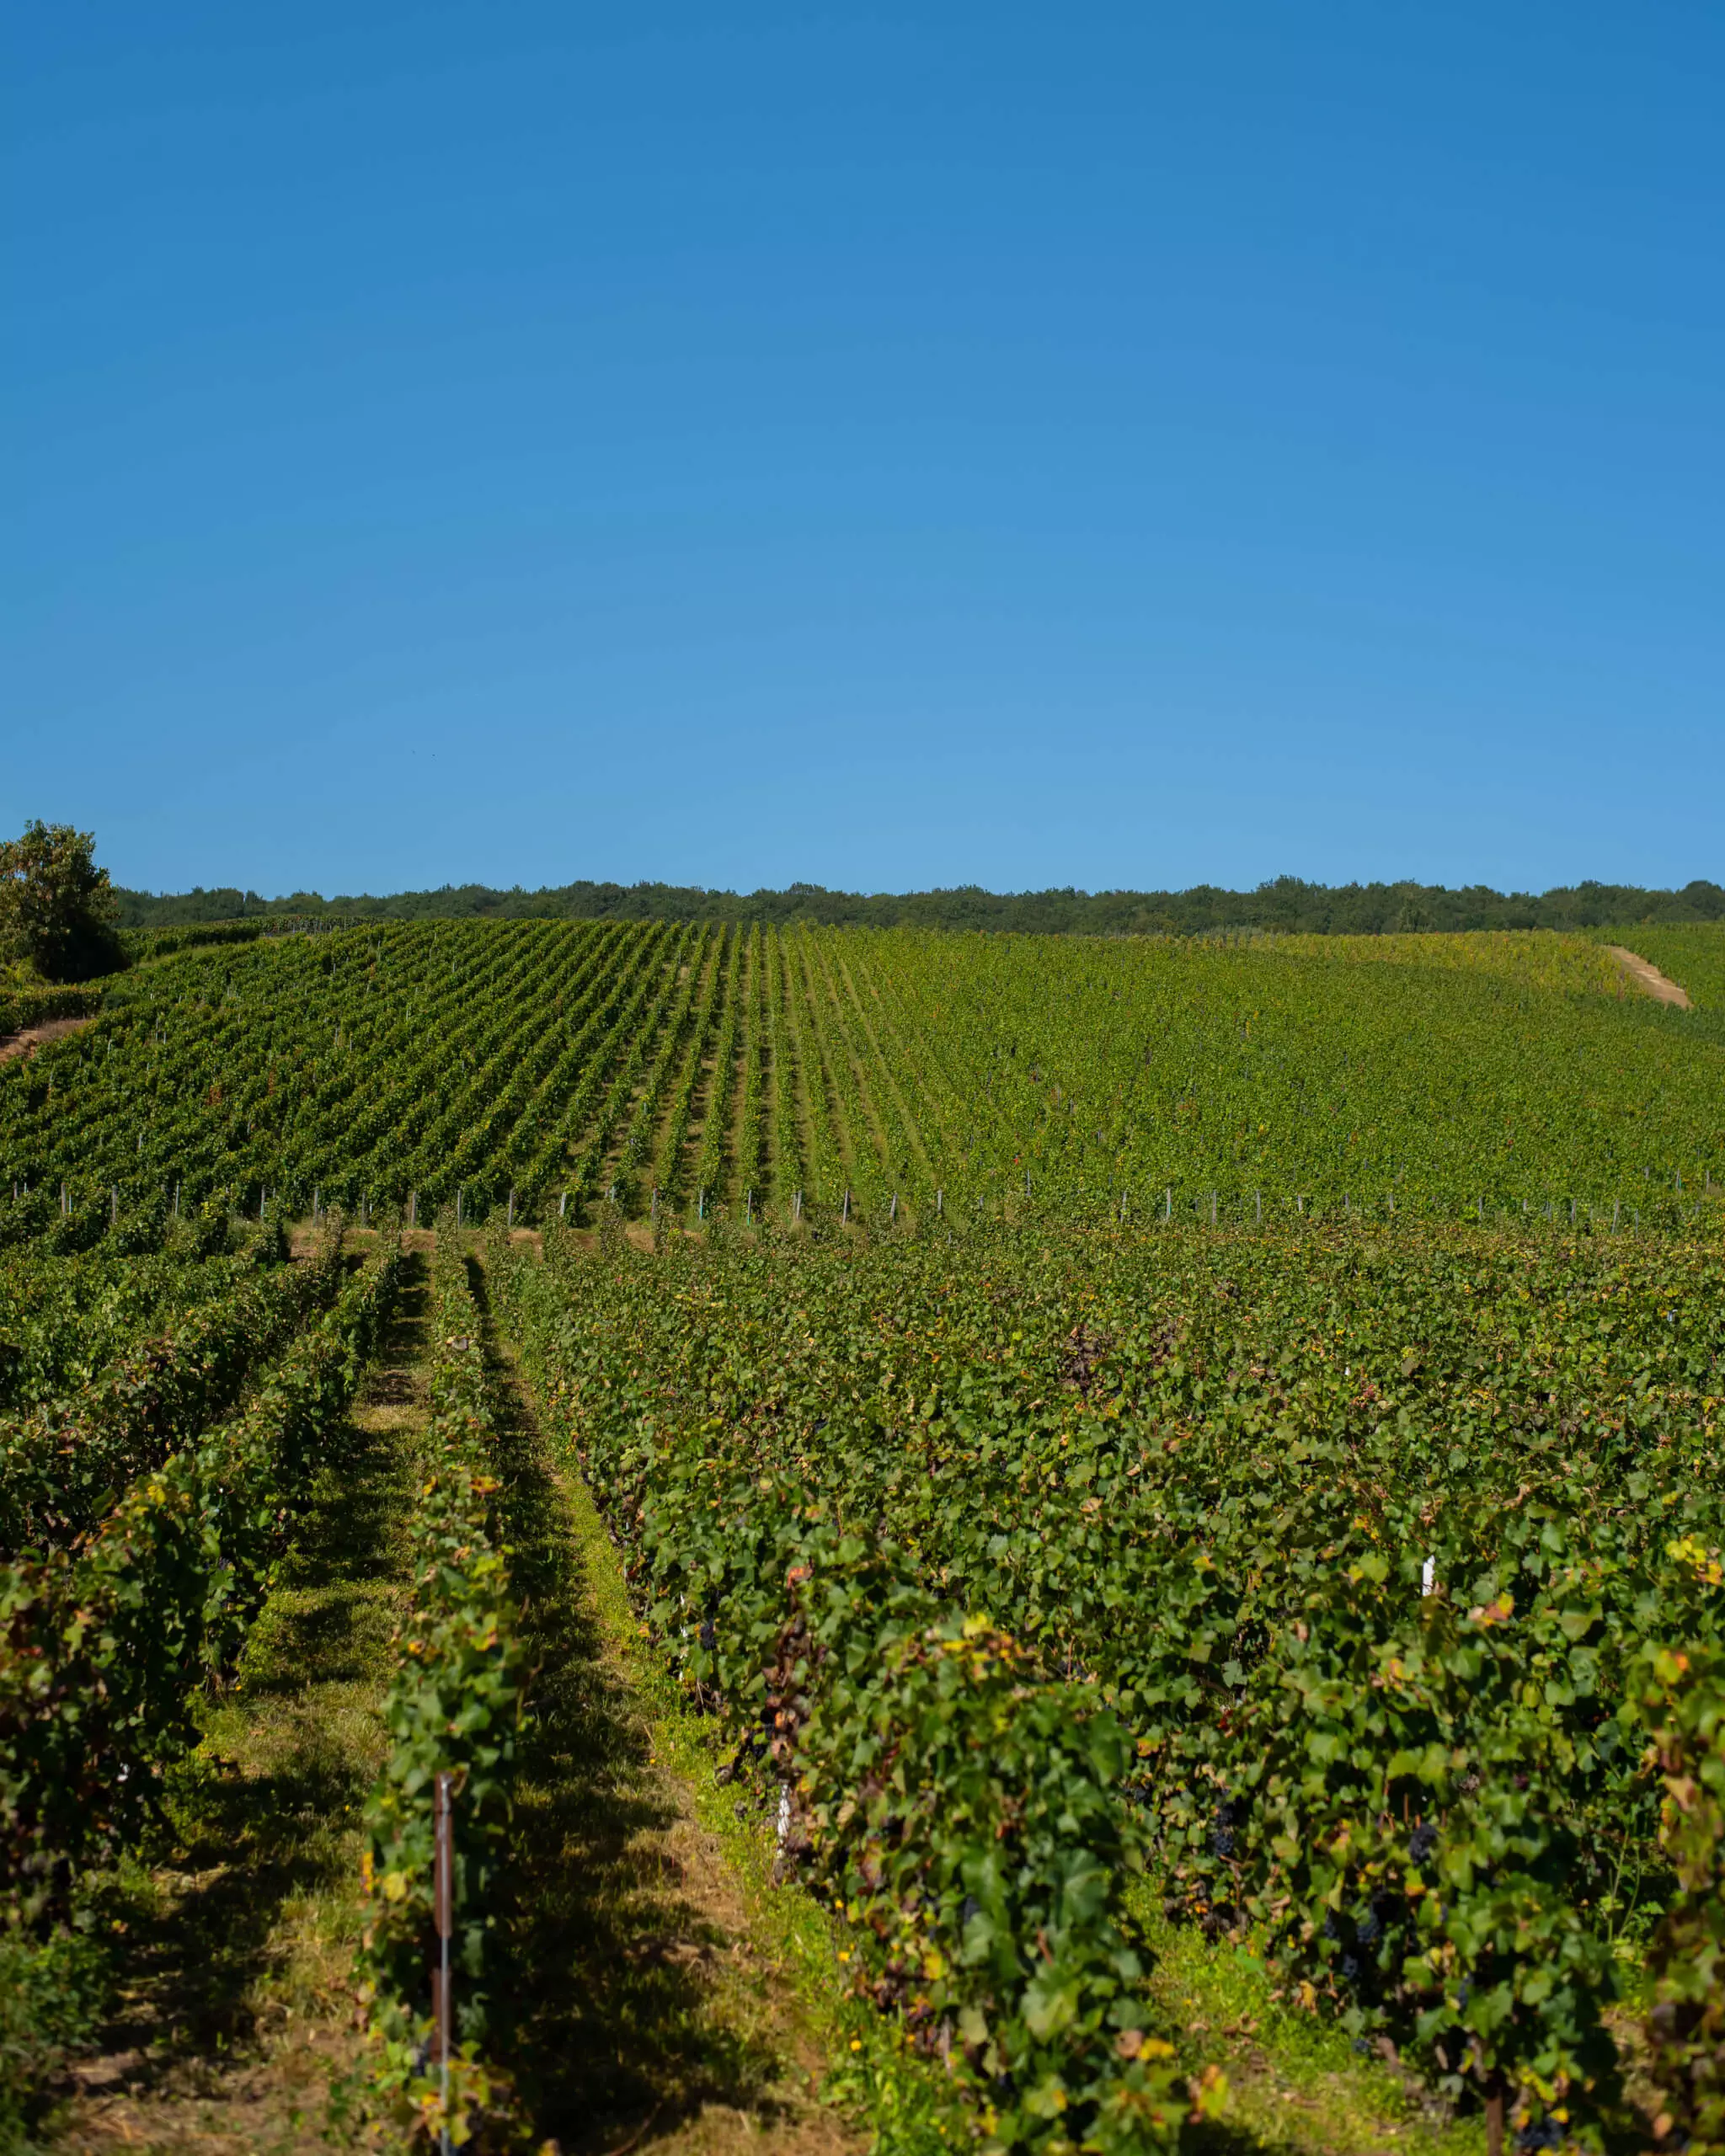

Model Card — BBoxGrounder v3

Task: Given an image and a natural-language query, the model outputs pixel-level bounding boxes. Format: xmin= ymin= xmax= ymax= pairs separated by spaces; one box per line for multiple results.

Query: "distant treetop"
xmin=109 ymin=872 xmax=1725 ymax=937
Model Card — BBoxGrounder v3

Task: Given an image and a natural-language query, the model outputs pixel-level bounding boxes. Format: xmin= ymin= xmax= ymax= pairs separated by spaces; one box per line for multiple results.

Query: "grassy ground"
xmin=1135 ymin=1893 xmax=1484 ymax=2156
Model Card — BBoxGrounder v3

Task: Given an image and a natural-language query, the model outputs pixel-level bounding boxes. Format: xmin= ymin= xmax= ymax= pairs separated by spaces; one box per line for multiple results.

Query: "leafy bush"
xmin=792 ymin=1587 xmax=1195 ymax=2149
xmin=0 ymin=1924 xmax=108 ymax=2150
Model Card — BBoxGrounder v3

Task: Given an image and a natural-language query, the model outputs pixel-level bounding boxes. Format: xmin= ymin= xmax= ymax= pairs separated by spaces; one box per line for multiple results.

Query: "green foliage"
xmin=0 ymin=1229 xmax=345 ymax=1554
xmin=0 ymin=822 xmax=122 ymax=985
xmin=120 ymin=919 xmax=267 ymax=962
xmin=356 ymin=1225 xmax=525 ymax=2146
xmin=4 ymin=905 xmax=1725 ymax=2147
xmin=1637 ymin=1643 xmax=1725 ymax=2153
xmin=3 ymin=919 xmax=1721 ymax=1238
xmin=108 ymin=873 xmax=1725 ymax=938
xmin=796 ymin=1604 xmax=1195 ymax=2151
xmin=0 ymin=980 xmax=102 ymax=1042
xmin=0 ymin=1244 xmax=399 ymax=1924
xmin=1601 ymin=923 xmax=1725 ymax=1014
xmin=1151 ymin=1554 xmax=1622 ymax=2139
xmin=497 ymin=1214 xmax=1725 ymax=2148
xmin=496 ymin=1235 xmax=1220 ymax=2150
xmin=0 ymin=1222 xmax=251 ymax=1414
xmin=0 ymin=1923 xmax=108 ymax=2148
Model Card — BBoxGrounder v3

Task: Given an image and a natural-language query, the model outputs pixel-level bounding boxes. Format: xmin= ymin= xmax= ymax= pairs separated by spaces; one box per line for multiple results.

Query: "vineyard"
xmin=3 ymin=921 xmax=1724 ymax=1238
xmin=496 ymin=1214 xmax=1725 ymax=2154
xmin=1 ymin=919 xmax=1723 ymax=2155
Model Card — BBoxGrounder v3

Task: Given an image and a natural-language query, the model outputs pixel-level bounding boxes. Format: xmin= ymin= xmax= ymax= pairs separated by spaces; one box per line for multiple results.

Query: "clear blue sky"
xmin=5 ymin=3 xmax=1722 ymax=899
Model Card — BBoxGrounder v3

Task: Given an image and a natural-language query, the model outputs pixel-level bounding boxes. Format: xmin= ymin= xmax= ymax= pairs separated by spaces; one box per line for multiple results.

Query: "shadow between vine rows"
xmin=468 ymin=1255 xmax=792 ymax=2153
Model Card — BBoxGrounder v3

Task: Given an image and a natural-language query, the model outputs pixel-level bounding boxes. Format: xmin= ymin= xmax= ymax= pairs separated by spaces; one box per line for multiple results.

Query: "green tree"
xmin=0 ymin=821 xmax=124 ymax=982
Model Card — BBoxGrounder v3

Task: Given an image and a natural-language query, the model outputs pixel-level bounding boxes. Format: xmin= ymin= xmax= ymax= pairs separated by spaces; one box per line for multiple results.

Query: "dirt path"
xmin=0 ymin=1015 xmax=98 ymax=1064
xmin=1605 ymin=947 xmax=1692 ymax=1008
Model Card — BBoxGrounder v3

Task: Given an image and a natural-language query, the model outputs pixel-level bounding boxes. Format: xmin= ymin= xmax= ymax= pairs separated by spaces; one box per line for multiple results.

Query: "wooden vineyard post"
xmin=745 ymin=1187 xmax=752 ymax=1225
xmin=841 ymin=1188 xmax=849 ymax=1224
xmin=432 ymin=1771 xmax=453 ymax=2153
xmin=1482 ymin=2074 xmax=1506 ymax=2156
xmin=508 ymin=1187 xmax=515 ymax=1229
xmin=936 ymin=1187 xmax=943 ymax=1217
xmin=559 ymin=1190 xmax=567 ymax=1219
xmin=889 ymin=1192 xmax=897 ymax=1221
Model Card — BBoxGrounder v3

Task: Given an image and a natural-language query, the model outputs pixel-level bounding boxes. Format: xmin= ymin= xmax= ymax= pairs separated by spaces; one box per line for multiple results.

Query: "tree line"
xmin=110 ymin=871 xmax=1725 ymax=937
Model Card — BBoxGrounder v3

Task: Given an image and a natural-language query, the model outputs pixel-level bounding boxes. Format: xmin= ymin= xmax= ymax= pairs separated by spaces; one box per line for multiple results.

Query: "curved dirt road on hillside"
xmin=1605 ymin=947 xmax=1692 ymax=1009
xmin=0 ymin=1015 xmax=98 ymax=1064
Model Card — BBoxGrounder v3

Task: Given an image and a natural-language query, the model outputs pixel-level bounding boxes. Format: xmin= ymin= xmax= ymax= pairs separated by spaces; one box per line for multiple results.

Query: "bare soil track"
xmin=1605 ymin=947 xmax=1692 ymax=1008
xmin=0 ymin=1015 xmax=97 ymax=1064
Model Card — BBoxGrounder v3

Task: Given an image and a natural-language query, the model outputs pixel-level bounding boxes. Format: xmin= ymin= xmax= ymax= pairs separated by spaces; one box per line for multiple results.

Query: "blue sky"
xmin=5 ymin=3 xmax=1722 ymax=899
